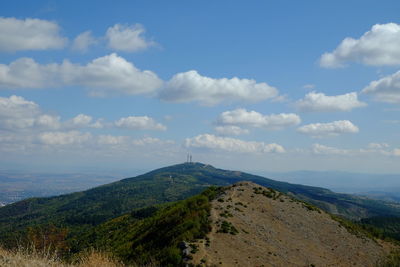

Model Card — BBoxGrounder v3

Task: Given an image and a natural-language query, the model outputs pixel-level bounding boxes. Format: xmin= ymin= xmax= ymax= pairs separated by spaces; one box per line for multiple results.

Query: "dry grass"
xmin=0 ymin=246 xmax=123 ymax=267
xmin=191 ymin=181 xmax=391 ymax=267
xmin=75 ymin=249 xmax=122 ymax=267
xmin=0 ymin=245 xmax=65 ymax=267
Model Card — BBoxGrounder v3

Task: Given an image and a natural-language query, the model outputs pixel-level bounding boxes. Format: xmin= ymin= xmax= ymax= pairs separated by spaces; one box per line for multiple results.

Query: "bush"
xmin=217 ymin=221 xmax=238 ymax=235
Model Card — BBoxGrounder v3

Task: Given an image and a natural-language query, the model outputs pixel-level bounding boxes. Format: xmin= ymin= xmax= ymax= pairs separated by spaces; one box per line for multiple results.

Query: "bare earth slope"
xmin=192 ymin=182 xmax=389 ymax=267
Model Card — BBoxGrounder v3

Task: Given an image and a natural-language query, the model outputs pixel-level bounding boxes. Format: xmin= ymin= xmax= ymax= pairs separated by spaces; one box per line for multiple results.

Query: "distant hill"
xmin=1 ymin=162 xmax=400 ymax=247
xmin=261 ymin=170 xmax=400 ymax=195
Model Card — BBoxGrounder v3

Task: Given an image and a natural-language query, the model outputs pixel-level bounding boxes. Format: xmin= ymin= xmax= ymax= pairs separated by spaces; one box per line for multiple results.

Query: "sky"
xmin=1 ymin=0 xmax=400 ymax=174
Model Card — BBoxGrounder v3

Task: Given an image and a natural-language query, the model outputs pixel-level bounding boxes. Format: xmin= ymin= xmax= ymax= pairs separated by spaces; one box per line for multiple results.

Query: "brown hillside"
xmin=191 ymin=181 xmax=391 ymax=267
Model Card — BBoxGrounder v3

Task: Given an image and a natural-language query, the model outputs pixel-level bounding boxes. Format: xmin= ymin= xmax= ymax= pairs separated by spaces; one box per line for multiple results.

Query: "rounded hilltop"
xmin=189 ymin=181 xmax=392 ymax=267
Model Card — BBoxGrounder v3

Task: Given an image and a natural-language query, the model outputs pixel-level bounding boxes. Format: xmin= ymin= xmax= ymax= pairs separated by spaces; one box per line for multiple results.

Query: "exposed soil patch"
xmin=191 ymin=181 xmax=390 ymax=267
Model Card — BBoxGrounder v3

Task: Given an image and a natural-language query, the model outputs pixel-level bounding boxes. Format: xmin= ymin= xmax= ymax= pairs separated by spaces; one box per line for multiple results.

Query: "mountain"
xmin=1 ymin=162 xmax=400 ymax=246
xmin=189 ymin=182 xmax=391 ymax=267
xmin=62 ymin=182 xmax=394 ymax=266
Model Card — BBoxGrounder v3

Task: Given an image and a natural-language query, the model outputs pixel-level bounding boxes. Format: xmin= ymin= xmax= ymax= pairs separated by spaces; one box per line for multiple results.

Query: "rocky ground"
xmin=191 ymin=181 xmax=391 ymax=267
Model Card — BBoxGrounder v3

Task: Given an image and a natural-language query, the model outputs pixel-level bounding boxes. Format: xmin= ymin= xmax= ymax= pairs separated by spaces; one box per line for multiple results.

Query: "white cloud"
xmin=0 ymin=96 xmax=177 ymax=160
xmin=0 ymin=95 xmax=167 ymax=133
xmin=320 ymin=23 xmax=400 ymax=68
xmin=39 ymin=131 xmax=92 ymax=145
xmin=303 ymin=84 xmax=315 ymax=90
xmin=185 ymin=134 xmax=285 ymax=154
xmin=296 ymin=91 xmax=366 ymax=112
xmin=64 ymin=114 xmax=93 ymax=129
xmin=0 ymin=17 xmax=67 ymax=52
xmin=311 ymin=143 xmax=350 ymax=155
xmin=362 ymin=70 xmax=400 ymax=103
xmin=0 ymin=58 xmax=62 ymax=89
xmin=0 ymin=95 xmax=40 ymax=130
xmin=214 ymin=125 xmax=249 ymax=136
xmin=97 ymin=135 xmax=174 ymax=146
xmin=71 ymin=114 xmax=92 ymax=126
xmin=106 ymin=23 xmax=154 ymax=52
xmin=0 ymin=54 xmax=163 ymax=96
xmin=217 ymin=108 xmax=301 ymax=130
xmin=90 ymin=119 xmax=105 ymax=129
xmin=97 ymin=135 xmax=129 ymax=145
xmin=361 ymin=143 xmax=400 ymax=157
xmin=114 ymin=116 xmax=166 ymax=131
xmin=35 ymin=114 xmax=61 ymax=129
xmin=310 ymin=143 xmax=400 ymax=157
xmin=297 ymin=120 xmax=359 ymax=137
xmin=0 ymin=95 xmax=104 ymax=131
xmin=160 ymin=70 xmax=279 ymax=106
xmin=367 ymin=143 xmax=389 ymax=149
xmin=132 ymin=137 xmax=174 ymax=146
xmin=39 ymin=132 xmax=174 ymax=147
xmin=70 ymin=53 xmax=162 ymax=96
xmin=72 ymin=31 xmax=97 ymax=52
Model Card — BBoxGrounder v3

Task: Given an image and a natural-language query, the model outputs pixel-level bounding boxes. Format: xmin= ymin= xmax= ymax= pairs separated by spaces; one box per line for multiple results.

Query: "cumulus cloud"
xmin=185 ymin=134 xmax=285 ymax=154
xmin=0 ymin=95 xmax=168 ymax=133
xmin=90 ymin=119 xmax=105 ymax=129
xmin=0 ymin=17 xmax=67 ymax=52
xmin=132 ymin=137 xmax=174 ymax=146
xmin=38 ymin=131 xmax=174 ymax=149
xmin=70 ymin=53 xmax=162 ymax=96
xmin=106 ymin=23 xmax=154 ymax=52
xmin=217 ymin=108 xmax=301 ymax=130
xmin=97 ymin=135 xmax=129 ymax=145
xmin=310 ymin=143 xmax=400 ymax=157
xmin=72 ymin=31 xmax=97 ymax=52
xmin=0 ymin=58 xmax=63 ymax=89
xmin=0 ymin=53 xmax=162 ymax=96
xmin=160 ymin=70 xmax=279 ymax=106
xmin=214 ymin=125 xmax=249 ymax=136
xmin=0 ymin=95 xmax=106 ymax=132
xmin=0 ymin=95 xmax=41 ymax=130
xmin=114 ymin=116 xmax=166 ymax=131
xmin=35 ymin=114 xmax=61 ymax=129
xmin=297 ymin=120 xmax=359 ymax=137
xmin=362 ymin=70 xmax=400 ymax=103
xmin=97 ymin=135 xmax=173 ymax=146
xmin=296 ymin=91 xmax=366 ymax=112
xmin=0 ymin=95 xmax=175 ymax=159
xmin=63 ymin=114 xmax=94 ymax=129
xmin=361 ymin=143 xmax=400 ymax=157
xmin=311 ymin=143 xmax=350 ymax=155
xmin=367 ymin=142 xmax=389 ymax=149
xmin=39 ymin=131 xmax=92 ymax=145
xmin=320 ymin=23 xmax=400 ymax=68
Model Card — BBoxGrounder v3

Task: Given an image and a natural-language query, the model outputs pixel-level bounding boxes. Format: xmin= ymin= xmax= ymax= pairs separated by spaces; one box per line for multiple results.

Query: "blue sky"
xmin=1 ymin=0 xmax=400 ymax=174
